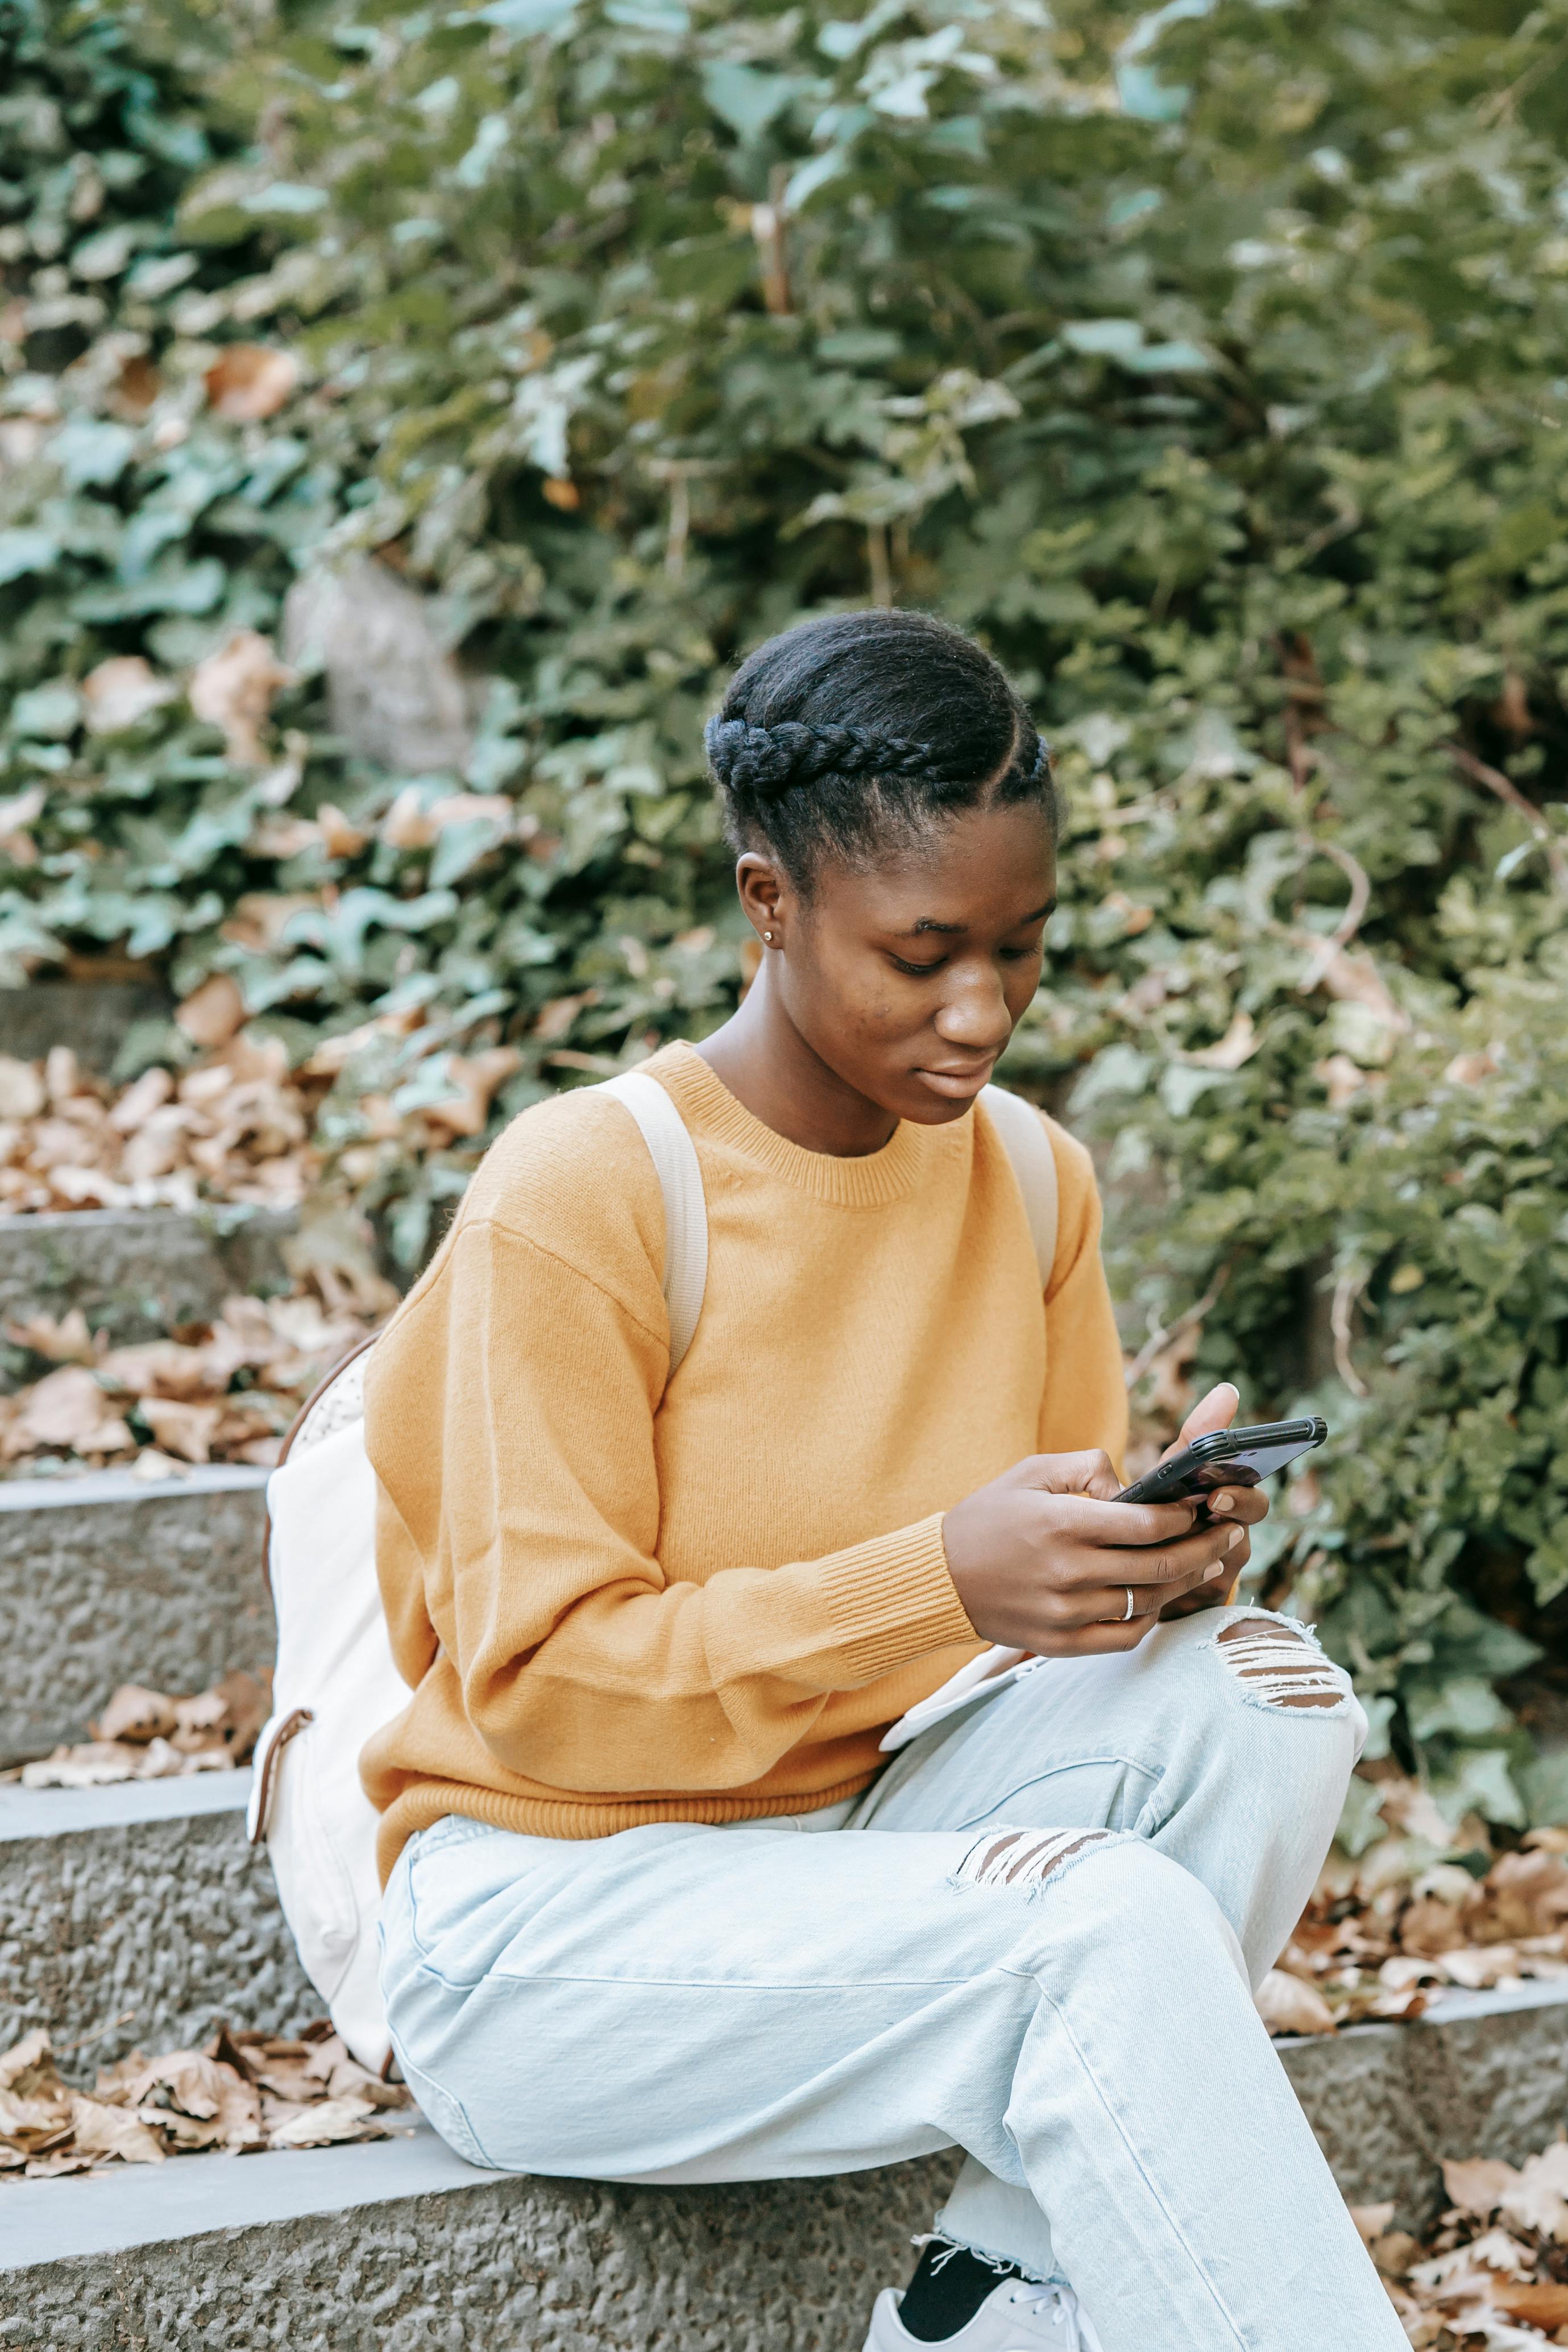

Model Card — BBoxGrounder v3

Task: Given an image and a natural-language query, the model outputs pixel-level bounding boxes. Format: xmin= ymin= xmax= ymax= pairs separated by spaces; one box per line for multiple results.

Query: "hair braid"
xmin=705 ymin=717 xmax=943 ymax=798
xmin=705 ymin=612 xmax=1055 ymax=888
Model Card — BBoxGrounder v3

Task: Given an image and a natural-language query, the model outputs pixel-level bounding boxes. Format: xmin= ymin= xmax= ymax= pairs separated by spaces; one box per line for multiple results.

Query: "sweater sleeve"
xmin=1036 ymin=1119 xmax=1130 ymax=1475
xmin=365 ymin=1214 xmax=976 ymax=1797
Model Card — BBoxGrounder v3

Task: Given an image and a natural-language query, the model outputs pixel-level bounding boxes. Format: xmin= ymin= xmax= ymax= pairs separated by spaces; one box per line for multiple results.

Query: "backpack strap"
xmin=599 ymin=1069 xmax=1053 ymax=1366
xmin=600 ymin=1070 xmax=708 ymax=1374
xmin=979 ymin=1083 xmax=1060 ymax=1294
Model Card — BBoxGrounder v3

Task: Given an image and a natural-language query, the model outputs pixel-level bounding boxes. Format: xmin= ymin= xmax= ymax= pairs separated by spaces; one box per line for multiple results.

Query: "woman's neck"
xmin=694 ymin=973 xmax=899 ymax=1158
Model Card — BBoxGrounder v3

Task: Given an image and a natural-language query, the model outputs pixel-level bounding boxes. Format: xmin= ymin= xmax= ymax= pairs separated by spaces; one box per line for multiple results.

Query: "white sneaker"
xmin=862 ymin=2274 xmax=1106 ymax=2352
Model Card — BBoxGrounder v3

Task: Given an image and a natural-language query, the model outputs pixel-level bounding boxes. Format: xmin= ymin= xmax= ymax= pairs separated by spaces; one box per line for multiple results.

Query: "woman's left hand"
xmin=1151 ymin=1384 xmax=1271 ymax=1620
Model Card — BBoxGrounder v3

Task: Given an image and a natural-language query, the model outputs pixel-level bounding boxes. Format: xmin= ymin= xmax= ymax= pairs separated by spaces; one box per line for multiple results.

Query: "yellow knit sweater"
xmin=362 ymin=1042 xmax=1127 ymax=1879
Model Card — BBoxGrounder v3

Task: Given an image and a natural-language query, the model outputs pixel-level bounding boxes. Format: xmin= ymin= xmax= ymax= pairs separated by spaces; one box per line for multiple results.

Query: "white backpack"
xmin=248 ymin=1074 xmax=1059 ymax=2072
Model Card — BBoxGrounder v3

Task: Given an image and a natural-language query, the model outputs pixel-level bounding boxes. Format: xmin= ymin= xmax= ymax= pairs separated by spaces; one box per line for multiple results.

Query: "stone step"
xmin=0 ymin=2121 xmax=939 ymax=2348
xmin=2 ymin=1985 xmax=1567 ymax=2344
xmin=0 ymin=1466 xmax=272 ymax=1765
xmin=2 ymin=1766 xmax=1566 ymax=2227
xmin=0 ymin=981 xmax=172 ymax=1075
xmin=13 ymin=1770 xmax=1563 ymax=2222
xmin=0 ymin=1205 xmax=294 ymax=1371
xmin=0 ymin=1775 xmax=311 ymax=2063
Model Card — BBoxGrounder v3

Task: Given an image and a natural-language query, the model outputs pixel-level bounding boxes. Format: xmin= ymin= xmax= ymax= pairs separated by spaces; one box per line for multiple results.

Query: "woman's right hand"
xmin=941 ymin=1446 xmax=1248 ymax=1656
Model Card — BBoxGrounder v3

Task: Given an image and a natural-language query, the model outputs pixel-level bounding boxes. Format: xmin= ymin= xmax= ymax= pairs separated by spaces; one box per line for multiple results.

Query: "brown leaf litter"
xmin=1359 ymin=2140 xmax=1568 ymax=2345
xmin=1 ymin=1671 xmax=269 ymax=1789
xmin=0 ymin=2021 xmax=409 ymax=2181
xmin=0 ymin=1034 xmax=321 ymax=1214
xmin=0 ymin=1284 xmax=381 ymax=1477
xmin=1259 ymin=1772 xmax=1568 ymax=2040
xmin=0 ymin=999 xmax=521 ymax=1226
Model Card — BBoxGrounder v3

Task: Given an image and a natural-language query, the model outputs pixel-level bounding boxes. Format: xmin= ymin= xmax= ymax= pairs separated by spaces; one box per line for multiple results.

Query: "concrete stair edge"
xmin=0 ymin=2118 xmax=482 ymax=2268
xmin=0 ymin=1766 xmax=251 ymax=1844
xmin=0 ymin=1463 xmax=268 ymax=1515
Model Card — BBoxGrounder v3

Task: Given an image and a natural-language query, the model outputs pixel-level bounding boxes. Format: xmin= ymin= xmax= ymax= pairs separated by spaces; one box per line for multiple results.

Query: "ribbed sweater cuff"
xmin=817 ymin=1512 xmax=977 ymax=1685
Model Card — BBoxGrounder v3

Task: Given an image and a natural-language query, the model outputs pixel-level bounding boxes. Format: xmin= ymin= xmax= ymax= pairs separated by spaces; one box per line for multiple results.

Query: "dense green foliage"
xmin=3 ymin=0 xmax=1567 ymax=1834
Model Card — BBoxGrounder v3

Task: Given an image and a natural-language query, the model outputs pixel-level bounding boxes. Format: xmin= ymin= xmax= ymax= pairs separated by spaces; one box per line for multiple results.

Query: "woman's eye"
xmin=1001 ymin=941 xmax=1045 ymax=963
xmin=890 ymin=955 xmax=945 ymax=976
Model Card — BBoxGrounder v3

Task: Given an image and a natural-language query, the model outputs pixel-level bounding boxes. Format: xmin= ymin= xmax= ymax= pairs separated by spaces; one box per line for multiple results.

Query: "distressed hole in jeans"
xmin=1216 ymin=1615 xmax=1349 ymax=1711
xmin=953 ymin=1826 xmax=1115 ymax=1890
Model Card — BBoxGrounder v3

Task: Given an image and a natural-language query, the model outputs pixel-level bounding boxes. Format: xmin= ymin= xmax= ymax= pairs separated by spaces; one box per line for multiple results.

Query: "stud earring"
xmin=763 ymin=930 xmax=775 ymax=942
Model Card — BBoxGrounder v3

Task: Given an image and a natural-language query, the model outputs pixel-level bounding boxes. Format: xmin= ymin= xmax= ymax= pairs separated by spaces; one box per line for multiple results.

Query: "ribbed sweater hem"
xmin=375 ymin=1770 xmax=882 ymax=1885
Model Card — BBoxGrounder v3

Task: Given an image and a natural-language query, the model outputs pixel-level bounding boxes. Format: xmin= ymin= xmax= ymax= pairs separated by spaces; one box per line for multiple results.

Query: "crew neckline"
xmin=650 ymin=1041 xmax=943 ymax=1208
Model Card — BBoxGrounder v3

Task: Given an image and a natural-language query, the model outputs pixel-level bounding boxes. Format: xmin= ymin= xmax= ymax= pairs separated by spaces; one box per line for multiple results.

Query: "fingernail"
xmin=1225 ymin=1524 xmax=1243 ymax=1552
xmin=1212 ymin=1491 xmax=1235 ymax=1515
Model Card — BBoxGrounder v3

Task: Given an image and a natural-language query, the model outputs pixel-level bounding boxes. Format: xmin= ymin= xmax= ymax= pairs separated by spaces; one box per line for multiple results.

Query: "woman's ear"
xmin=735 ymin=853 xmax=787 ymax=948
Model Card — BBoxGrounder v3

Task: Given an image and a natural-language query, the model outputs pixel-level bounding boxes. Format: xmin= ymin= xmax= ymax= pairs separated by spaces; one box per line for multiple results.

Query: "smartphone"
xmin=1115 ymin=1416 xmax=1328 ymax=1507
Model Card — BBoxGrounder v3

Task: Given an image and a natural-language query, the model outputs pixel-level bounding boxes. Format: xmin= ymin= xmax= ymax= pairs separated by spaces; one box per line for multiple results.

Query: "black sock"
xmin=897 ymin=2241 xmax=1025 ymax=2342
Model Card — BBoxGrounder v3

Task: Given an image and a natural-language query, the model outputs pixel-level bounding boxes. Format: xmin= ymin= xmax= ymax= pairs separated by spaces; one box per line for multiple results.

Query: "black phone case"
xmin=1117 ymin=1420 xmax=1326 ymax=1507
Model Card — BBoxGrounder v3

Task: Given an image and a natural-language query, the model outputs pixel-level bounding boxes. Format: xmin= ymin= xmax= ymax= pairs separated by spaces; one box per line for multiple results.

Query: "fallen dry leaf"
xmin=0 ymin=2084 xmax=70 ymax=2153
xmin=123 ymin=2048 xmax=227 ymax=2122
xmin=1445 ymin=1048 xmax=1500 ymax=1089
xmin=136 ymin=1397 xmax=221 ymax=1464
xmin=1494 ymin=2278 xmax=1568 ymax=2328
xmin=0 ymin=2030 xmax=53 ymax=2094
xmin=380 ymin=789 xmax=515 ymax=852
xmin=107 ymin=1066 xmax=173 ymax=1134
xmin=3 ymin=1308 xmax=93 ymax=1363
xmin=1443 ymin=2158 xmax=1520 ymax=2220
xmin=188 ymin=630 xmax=293 ymax=765
xmin=67 ymin=2095 xmax=164 ymax=2167
xmin=19 ymin=1739 xmax=180 ymax=1789
xmin=81 ymin=655 xmax=177 ymax=736
xmin=1499 ymin=2141 xmax=1568 ymax=2242
xmin=204 ymin=344 xmax=298 ymax=422
xmin=267 ymin=2094 xmax=381 ymax=2149
xmin=1316 ymin=1051 xmax=1378 ymax=1109
xmin=94 ymin=1685 xmax=177 ymax=1744
xmin=1 ymin=2015 xmax=403 ymax=2183
xmin=1181 ymin=1009 xmax=1260 ymax=1071
xmin=2 ymin=1366 xmax=131 ymax=1459
xmin=1255 ymin=1969 xmax=1337 ymax=2035
xmin=174 ymin=973 xmax=247 ymax=1048
xmin=315 ymin=803 xmax=368 ymax=858
xmin=421 ymin=1047 xmax=521 ymax=1142
xmin=1373 ymin=2144 xmax=1568 ymax=2346
xmin=0 ymin=1057 xmax=44 ymax=1121
xmin=7 ymin=1672 xmax=271 ymax=1789
xmin=107 ymin=354 xmax=163 ymax=418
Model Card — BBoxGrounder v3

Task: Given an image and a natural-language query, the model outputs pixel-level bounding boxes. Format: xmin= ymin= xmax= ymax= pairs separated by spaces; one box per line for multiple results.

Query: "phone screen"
xmin=1116 ymin=1419 xmax=1327 ymax=1507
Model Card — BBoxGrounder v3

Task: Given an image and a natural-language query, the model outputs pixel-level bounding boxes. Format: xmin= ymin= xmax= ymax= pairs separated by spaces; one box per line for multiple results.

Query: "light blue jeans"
xmin=380 ymin=1605 xmax=1405 ymax=2351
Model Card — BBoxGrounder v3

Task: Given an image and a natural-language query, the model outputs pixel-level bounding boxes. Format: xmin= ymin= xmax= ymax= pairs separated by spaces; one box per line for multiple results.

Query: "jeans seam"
xmin=945 ymin=1757 xmax=1158 ymax=1834
xmin=1003 ymin=1962 xmax=1256 ymax=2352
xmin=435 ymin=1965 xmax=980 ymax=1994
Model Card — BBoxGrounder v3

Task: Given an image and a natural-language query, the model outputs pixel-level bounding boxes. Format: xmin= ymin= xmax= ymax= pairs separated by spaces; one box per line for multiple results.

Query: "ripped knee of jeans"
xmin=952 ymin=1825 xmax=1118 ymax=1894
xmin=1214 ymin=1613 xmax=1351 ymax=1712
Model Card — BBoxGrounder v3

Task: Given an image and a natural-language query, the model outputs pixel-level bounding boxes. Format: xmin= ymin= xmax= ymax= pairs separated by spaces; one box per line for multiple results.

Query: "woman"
xmin=364 ymin=611 xmax=1403 ymax=2352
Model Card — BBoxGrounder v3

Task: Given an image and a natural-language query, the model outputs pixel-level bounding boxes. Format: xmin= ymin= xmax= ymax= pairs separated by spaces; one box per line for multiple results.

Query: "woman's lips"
xmin=913 ymin=1064 xmax=994 ymax=1100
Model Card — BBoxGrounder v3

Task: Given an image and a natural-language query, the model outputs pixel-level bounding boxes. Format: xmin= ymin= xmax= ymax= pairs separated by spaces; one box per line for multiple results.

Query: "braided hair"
xmin=705 ymin=611 xmax=1053 ymax=890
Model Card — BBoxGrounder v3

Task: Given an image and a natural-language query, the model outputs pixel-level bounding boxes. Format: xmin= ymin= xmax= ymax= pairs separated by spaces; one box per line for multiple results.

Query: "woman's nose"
xmin=933 ymin=968 xmax=1012 ymax=1052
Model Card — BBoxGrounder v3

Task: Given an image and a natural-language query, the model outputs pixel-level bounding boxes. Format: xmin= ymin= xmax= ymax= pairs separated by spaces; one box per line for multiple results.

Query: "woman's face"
xmin=741 ymin=799 xmax=1057 ymax=1127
